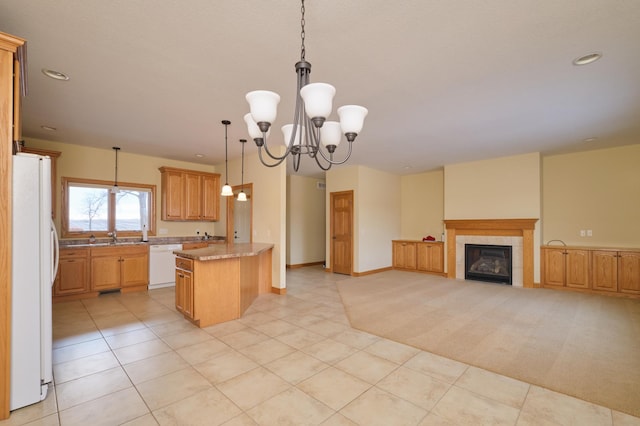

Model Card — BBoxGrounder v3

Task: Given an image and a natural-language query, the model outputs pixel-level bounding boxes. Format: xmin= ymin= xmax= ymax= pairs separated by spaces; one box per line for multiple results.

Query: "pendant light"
xmin=237 ymin=139 xmax=247 ymax=202
xmin=221 ymin=120 xmax=233 ymax=196
xmin=111 ymin=146 xmax=120 ymax=194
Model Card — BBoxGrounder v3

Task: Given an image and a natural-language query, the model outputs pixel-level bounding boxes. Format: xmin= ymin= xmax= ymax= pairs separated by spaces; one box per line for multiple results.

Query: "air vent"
xmin=317 ymin=181 xmax=326 ymax=190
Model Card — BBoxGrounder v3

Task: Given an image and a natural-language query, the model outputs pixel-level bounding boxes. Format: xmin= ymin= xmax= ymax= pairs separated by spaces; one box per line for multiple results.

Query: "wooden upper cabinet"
xmin=159 ymin=166 xmax=220 ymax=221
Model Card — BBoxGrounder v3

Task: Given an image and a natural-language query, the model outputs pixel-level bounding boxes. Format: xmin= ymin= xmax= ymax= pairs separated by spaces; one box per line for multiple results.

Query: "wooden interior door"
xmin=330 ymin=190 xmax=353 ymax=275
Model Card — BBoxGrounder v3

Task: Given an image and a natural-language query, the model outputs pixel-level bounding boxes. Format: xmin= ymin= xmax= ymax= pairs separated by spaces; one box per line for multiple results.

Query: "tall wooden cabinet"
xmin=159 ymin=166 xmax=220 ymax=221
xmin=1 ymin=31 xmax=25 ymax=420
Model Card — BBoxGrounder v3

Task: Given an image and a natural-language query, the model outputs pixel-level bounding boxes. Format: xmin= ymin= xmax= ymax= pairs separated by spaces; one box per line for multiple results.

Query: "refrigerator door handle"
xmin=51 ymin=219 xmax=59 ymax=285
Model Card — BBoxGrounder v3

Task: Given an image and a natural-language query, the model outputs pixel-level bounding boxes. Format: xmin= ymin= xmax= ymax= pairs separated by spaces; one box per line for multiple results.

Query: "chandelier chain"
xmin=300 ymin=0 xmax=306 ymax=60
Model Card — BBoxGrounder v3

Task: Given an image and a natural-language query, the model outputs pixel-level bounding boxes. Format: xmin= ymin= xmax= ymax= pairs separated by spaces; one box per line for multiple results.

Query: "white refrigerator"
xmin=11 ymin=153 xmax=59 ymax=410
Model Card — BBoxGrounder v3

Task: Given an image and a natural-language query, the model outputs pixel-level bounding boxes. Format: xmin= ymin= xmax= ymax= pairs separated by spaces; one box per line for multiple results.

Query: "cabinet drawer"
xmin=60 ymin=248 xmax=89 ymax=258
xmin=176 ymin=257 xmax=194 ymax=271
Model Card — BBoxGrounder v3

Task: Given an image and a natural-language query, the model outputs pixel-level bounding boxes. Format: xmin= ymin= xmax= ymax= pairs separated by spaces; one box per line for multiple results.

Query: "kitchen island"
xmin=173 ymin=243 xmax=273 ymax=327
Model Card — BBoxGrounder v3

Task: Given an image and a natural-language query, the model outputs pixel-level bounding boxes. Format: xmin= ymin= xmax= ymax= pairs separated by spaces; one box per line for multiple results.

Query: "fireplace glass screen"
xmin=465 ymin=244 xmax=512 ymax=285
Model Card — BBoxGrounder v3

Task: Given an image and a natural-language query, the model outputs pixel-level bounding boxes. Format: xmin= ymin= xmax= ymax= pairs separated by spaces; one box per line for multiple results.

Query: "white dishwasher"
xmin=149 ymin=244 xmax=183 ymax=289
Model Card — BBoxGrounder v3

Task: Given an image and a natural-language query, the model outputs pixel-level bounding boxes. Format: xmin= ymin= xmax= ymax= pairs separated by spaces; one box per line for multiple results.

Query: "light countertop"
xmin=173 ymin=243 xmax=274 ymax=261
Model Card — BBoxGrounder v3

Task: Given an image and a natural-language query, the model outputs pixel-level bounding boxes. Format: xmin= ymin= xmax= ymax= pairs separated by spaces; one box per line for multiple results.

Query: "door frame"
xmin=329 ymin=190 xmax=354 ymax=275
xmin=226 ymin=183 xmax=253 ymax=244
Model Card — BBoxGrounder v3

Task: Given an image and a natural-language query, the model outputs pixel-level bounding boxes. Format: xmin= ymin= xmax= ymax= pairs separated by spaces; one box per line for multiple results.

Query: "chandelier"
xmin=244 ymin=0 xmax=368 ymax=172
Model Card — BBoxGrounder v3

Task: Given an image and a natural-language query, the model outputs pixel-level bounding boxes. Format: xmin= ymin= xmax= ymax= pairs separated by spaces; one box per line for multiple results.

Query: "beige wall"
xmin=542 ymin=144 xmax=640 ymax=248
xmin=444 ymin=152 xmax=542 ymax=282
xmin=400 ymin=170 xmax=444 ymax=240
xmin=286 ymin=175 xmax=326 ymax=266
xmin=326 ymin=165 xmax=401 ymax=273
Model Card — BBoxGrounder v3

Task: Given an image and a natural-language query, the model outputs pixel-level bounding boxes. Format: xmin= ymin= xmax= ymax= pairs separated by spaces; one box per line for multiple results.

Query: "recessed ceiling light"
xmin=573 ymin=53 xmax=602 ymax=66
xmin=42 ymin=68 xmax=70 ymax=81
xmin=403 ymin=165 xmax=413 ymax=170
xmin=195 ymin=153 xmax=204 ymax=158
xmin=41 ymin=125 xmax=57 ymax=131
xmin=584 ymin=137 xmax=597 ymax=142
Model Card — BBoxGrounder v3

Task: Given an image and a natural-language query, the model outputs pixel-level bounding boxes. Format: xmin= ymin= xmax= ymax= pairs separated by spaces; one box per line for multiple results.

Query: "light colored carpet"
xmin=337 ymin=270 xmax=640 ymax=417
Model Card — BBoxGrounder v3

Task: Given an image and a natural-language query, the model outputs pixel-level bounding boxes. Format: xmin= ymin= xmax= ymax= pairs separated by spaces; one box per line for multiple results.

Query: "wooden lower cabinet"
xmin=54 ymin=248 xmax=90 ymax=297
xmin=392 ymin=240 xmax=444 ymax=275
xmin=541 ymin=246 xmax=640 ymax=297
xmin=90 ymin=245 xmax=149 ymax=292
xmin=175 ymin=257 xmax=194 ymax=318
xmin=541 ymin=247 xmax=590 ymax=289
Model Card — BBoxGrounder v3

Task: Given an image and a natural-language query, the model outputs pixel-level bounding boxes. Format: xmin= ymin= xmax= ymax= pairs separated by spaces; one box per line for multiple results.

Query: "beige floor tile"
xmin=217 ymin=367 xmax=291 ymax=410
xmin=53 ymin=350 xmax=120 ymax=384
xmin=265 ymin=350 xmax=330 ymax=384
xmin=238 ymin=311 xmax=278 ymax=327
xmin=340 ymin=387 xmax=428 ymax=426
xmin=320 ymin=413 xmax=360 ymax=425
xmin=0 ymin=385 xmax=57 ymax=426
xmin=404 ymin=351 xmax=468 ymax=384
xmin=218 ymin=328 xmax=271 ymax=350
xmin=161 ymin=328 xmax=212 ymax=349
xmin=56 ymin=366 xmax=132 ymax=410
xmin=58 ymin=387 xmax=149 ymax=426
xmin=20 ymin=413 xmax=60 ymax=426
xmin=275 ymin=327 xmax=325 ymax=350
xmin=517 ymin=385 xmax=613 ymax=425
xmin=120 ymin=413 xmax=159 ymax=426
xmin=432 ymin=385 xmax=520 ymax=425
xmin=302 ymin=338 xmax=359 ymax=365
xmin=52 ymin=329 xmax=102 ymax=350
xmin=377 ymin=366 xmax=450 ymax=411
xmin=52 ymin=338 xmax=110 ymax=365
xmin=149 ymin=318 xmax=198 ymax=338
xmin=202 ymin=320 xmax=248 ymax=338
xmin=612 ymin=411 xmax=640 ymax=425
xmin=247 ymin=387 xmax=334 ymax=425
xmin=113 ymin=338 xmax=172 ymax=365
xmin=335 ymin=351 xmax=399 ymax=384
xmin=455 ymin=366 xmax=530 ymax=409
xmin=332 ymin=329 xmax=380 ymax=350
xmin=135 ymin=367 xmax=212 ymax=410
xmin=193 ymin=351 xmax=259 ymax=384
xmin=104 ymin=327 xmax=158 ymax=349
xmin=238 ymin=338 xmax=296 ymax=365
xmin=298 ymin=366 xmax=371 ymax=411
xmin=123 ymin=351 xmax=190 ymax=384
xmin=417 ymin=413 xmax=460 ymax=425
xmin=153 ymin=388 xmax=241 ymax=425
xmin=176 ymin=338 xmax=233 ymax=365
xmin=249 ymin=319 xmax=302 ymax=337
xmin=220 ymin=413 xmax=259 ymax=425
xmin=364 ymin=339 xmax=420 ymax=364
xmin=139 ymin=310 xmax=184 ymax=327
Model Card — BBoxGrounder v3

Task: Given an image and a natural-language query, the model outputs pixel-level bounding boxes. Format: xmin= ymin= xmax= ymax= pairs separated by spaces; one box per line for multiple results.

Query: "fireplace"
xmin=465 ymin=244 xmax=512 ymax=285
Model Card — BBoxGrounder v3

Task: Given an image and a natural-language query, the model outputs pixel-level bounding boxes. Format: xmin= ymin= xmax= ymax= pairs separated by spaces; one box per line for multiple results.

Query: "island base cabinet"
xmin=175 ymin=267 xmax=193 ymax=319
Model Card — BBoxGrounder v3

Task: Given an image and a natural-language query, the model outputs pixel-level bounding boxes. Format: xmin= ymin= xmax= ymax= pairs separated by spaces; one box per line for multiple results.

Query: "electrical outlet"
xmin=196 ymin=228 xmax=200 ymax=235
xmin=587 ymin=229 xmax=593 ymax=237
xmin=580 ymin=230 xmax=586 ymax=237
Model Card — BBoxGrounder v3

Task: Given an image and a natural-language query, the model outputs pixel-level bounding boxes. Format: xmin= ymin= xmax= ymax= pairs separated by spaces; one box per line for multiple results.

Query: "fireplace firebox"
xmin=465 ymin=244 xmax=512 ymax=285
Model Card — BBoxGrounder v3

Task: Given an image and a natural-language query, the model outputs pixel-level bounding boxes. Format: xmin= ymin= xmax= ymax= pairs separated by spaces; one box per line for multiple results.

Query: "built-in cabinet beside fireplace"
xmin=392 ymin=240 xmax=444 ymax=275
xmin=541 ymin=246 xmax=640 ymax=297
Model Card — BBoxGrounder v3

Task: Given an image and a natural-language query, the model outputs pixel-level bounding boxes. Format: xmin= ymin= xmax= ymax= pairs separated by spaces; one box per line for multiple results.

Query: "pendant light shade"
xmin=111 ymin=147 xmax=120 ymax=194
xmin=221 ymin=120 xmax=233 ymax=196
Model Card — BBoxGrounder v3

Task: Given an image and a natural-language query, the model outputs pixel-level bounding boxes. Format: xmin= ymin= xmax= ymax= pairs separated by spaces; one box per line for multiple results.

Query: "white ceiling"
xmin=2 ymin=1 xmax=639 ymax=177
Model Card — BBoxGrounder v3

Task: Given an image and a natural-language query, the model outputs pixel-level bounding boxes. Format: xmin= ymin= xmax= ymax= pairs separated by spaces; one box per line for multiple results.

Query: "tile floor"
xmin=3 ymin=266 xmax=640 ymax=425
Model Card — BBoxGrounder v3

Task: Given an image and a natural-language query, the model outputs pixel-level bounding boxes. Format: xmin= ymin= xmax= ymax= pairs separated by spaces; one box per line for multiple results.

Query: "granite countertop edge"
xmin=60 ymin=236 xmax=226 ymax=248
xmin=173 ymin=243 xmax=274 ymax=261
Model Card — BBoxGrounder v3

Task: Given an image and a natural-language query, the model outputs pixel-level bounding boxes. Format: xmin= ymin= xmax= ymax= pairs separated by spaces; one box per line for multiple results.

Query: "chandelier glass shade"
xmin=221 ymin=120 xmax=234 ymax=196
xmin=244 ymin=0 xmax=368 ymax=171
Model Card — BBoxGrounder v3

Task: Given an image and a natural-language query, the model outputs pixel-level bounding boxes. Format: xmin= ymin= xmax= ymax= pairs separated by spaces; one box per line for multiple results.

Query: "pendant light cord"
xmin=222 ymin=120 xmax=231 ymax=184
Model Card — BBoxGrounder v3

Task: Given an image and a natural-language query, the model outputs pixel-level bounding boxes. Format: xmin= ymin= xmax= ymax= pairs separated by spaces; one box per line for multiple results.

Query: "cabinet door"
xmin=417 ymin=243 xmax=443 ymax=273
xmin=91 ymin=256 xmax=121 ymax=291
xmin=121 ymin=253 xmax=149 ymax=287
xmin=542 ymin=248 xmax=566 ymax=287
xmin=182 ymin=270 xmax=194 ymax=318
xmin=54 ymin=257 xmax=89 ymax=296
xmin=618 ymin=251 xmax=640 ymax=295
xmin=162 ymin=170 xmax=184 ymax=220
xmin=184 ymin=173 xmax=202 ymax=220
xmin=393 ymin=242 xmax=416 ymax=269
xmin=175 ymin=269 xmax=185 ymax=313
xmin=565 ymin=249 xmax=590 ymax=289
xmin=592 ymin=250 xmax=618 ymax=292
xmin=201 ymin=174 xmax=219 ymax=221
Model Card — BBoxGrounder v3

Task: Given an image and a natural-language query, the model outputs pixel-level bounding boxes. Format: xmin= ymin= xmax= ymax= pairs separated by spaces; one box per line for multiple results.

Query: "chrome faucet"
xmin=108 ymin=230 xmax=117 ymax=243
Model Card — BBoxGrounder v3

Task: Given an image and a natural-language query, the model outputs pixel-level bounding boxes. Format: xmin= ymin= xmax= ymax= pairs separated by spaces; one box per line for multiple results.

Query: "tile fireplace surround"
xmin=444 ymin=219 xmax=538 ymax=288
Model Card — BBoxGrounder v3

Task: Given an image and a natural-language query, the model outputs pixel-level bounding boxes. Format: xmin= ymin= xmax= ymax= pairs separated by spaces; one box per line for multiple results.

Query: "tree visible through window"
xmin=62 ymin=178 xmax=155 ymax=238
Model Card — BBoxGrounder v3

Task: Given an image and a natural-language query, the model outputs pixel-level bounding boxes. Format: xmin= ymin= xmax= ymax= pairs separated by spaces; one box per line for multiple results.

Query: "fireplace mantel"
xmin=444 ymin=219 xmax=538 ymax=288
